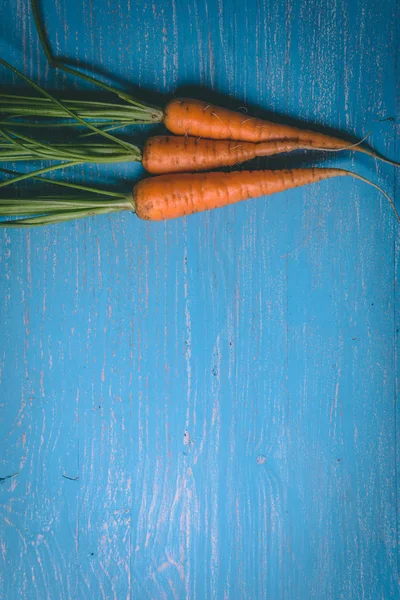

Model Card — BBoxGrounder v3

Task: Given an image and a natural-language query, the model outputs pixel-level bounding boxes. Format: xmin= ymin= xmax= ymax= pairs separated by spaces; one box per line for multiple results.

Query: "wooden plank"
xmin=0 ymin=0 xmax=398 ymax=598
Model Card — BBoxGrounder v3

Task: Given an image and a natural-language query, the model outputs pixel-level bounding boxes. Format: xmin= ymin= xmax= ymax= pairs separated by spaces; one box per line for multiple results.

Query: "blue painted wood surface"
xmin=0 ymin=0 xmax=399 ymax=598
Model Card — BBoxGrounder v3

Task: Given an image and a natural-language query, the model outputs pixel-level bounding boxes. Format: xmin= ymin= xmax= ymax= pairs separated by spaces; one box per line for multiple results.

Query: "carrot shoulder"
xmin=133 ymin=168 xmax=350 ymax=221
xmin=142 ymin=135 xmax=308 ymax=174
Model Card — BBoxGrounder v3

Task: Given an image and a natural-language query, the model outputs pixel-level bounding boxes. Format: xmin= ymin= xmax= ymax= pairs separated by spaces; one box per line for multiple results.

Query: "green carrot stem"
xmin=0 ymin=161 xmax=81 ymax=188
xmin=0 ymin=95 xmax=156 ymax=115
xmin=0 ymin=59 xmax=138 ymax=153
xmin=31 ymin=0 xmax=163 ymax=117
xmin=0 ymin=166 xmax=128 ymax=197
xmin=0 ymin=198 xmax=131 ymax=215
xmin=0 ymin=103 xmax=154 ymax=121
xmin=0 ymin=119 xmax=141 ymax=129
xmin=0 ymin=206 xmax=131 ymax=228
xmin=0 ymin=126 xmax=85 ymax=161
xmin=0 ymin=126 xmax=142 ymax=162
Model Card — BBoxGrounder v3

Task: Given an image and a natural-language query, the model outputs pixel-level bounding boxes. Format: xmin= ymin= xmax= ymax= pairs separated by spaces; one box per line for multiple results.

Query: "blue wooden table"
xmin=0 ymin=1 xmax=399 ymax=598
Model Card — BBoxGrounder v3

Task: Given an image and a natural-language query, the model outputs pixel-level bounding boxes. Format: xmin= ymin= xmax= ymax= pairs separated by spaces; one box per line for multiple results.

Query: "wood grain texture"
xmin=0 ymin=0 xmax=399 ymax=598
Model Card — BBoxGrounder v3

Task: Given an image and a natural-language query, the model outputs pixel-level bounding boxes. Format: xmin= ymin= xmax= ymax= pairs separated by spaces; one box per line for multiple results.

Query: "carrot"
xmin=133 ymin=168 xmax=399 ymax=221
xmin=0 ymin=126 xmax=307 ymax=175
xmin=142 ymin=136 xmax=313 ymax=174
xmin=1 ymin=167 xmax=397 ymax=227
xmin=163 ymin=99 xmax=399 ymax=167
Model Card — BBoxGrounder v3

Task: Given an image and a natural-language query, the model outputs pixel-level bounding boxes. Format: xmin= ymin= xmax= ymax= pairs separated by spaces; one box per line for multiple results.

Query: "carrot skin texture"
xmin=164 ymin=98 xmax=353 ymax=148
xmin=142 ymin=135 xmax=308 ymax=174
xmin=133 ymin=168 xmax=349 ymax=221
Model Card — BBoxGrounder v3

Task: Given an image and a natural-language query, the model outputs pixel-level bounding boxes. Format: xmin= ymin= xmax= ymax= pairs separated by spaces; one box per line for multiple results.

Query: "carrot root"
xmin=163 ymin=98 xmax=400 ymax=167
xmin=142 ymin=136 xmax=315 ymax=174
xmin=133 ymin=168 xmax=393 ymax=221
xmin=133 ymin=168 xmax=397 ymax=222
xmin=164 ymin=98 xmax=353 ymax=146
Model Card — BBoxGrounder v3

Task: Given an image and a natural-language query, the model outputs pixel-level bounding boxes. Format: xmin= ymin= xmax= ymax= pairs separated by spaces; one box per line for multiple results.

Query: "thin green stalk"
xmin=0 ymin=166 xmax=130 ymax=198
xmin=0 ymin=103 xmax=153 ymax=121
xmin=0 ymin=141 xmax=137 ymax=155
xmin=0 ymin=95 xmax=158 ymax=127
xmin=0 ymin=119 xmax=137 ymax=129
xmin=0 ymin=161 xmax=81 ymax=188
xmin=0 ymin=146 xmax=138 ymax=161
xmin=0 ymin=95 xmax=153 ymax=114
xmin=0 ymin=198 xmax=130 ymax=215
xmin=31 ymin=0 xmax=163 ymax=118
xmin=0 ymin=206 xmax=130 ymax=228
xmin=0 ymin=126 xmax=142 ymax=163
xmin=0 ymin=59 xmax=138 ymax=153
xmin=0 ymin=126 xmax=86 ymax=161
xmin=76 ymin=121 xmax=147 ymax=138
xmin=0 ymin=154 xmax=34 ymax=162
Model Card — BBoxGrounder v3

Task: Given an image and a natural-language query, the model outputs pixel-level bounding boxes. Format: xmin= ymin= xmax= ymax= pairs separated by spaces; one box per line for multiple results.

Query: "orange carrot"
xmin=133 ymin=168 xmax=398 ymax=221
xmin=163 ymin=99 xmax=399 ymax=167
xmin=142 ymin=135 xmax=312 ymax=174
xmin=1 ymin=167 xmax=396 ymax=228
